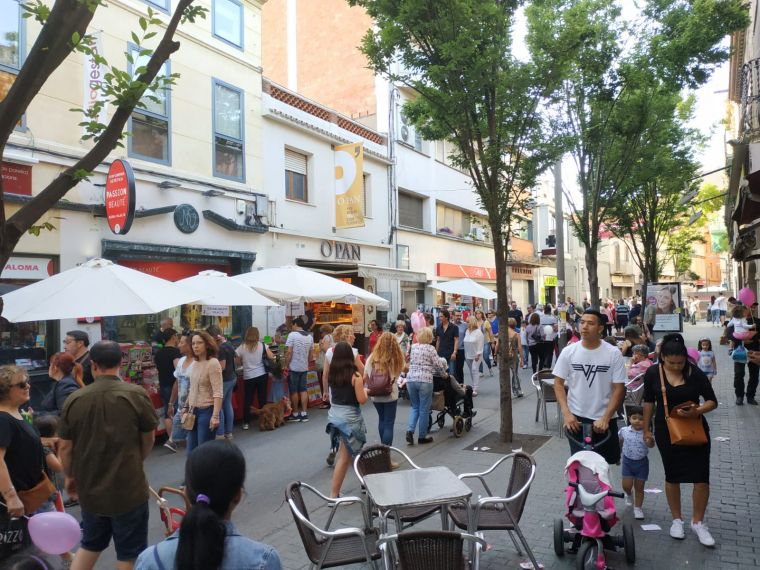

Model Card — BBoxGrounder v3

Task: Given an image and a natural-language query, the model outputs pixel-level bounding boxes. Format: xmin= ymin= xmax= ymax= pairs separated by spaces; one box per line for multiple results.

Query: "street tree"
xmin=0 ymin=0 xmax=205 ymax=296
xmin=561 ymin=0 xmax=748 ymax=307
xmin=348 ymin=0 xmax=604 ymax=441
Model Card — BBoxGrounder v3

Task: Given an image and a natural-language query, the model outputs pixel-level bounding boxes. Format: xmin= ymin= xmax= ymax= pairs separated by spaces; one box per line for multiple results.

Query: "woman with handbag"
xmin=642 ymin=333 xmax=718 ymax=547
xmin=184 ymin=332 xmax=223 ymax=455
xmin=236 ymin=327 xmax=275 ymax=431
xmin=365 ymin=332 xmax=405 ymax=447
xmin=0 ymin=366 xmax=54 ymax=559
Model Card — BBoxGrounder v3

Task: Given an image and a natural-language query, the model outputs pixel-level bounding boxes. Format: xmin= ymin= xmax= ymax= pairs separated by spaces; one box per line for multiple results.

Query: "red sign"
xmin=105 ymin=159 xmax=136 ymax=234
xmin=437 ymin=263 xmax=496 ymax=280
xmin=117 ymin=260 xmax=231 ymax=282
xmin=1 ymin=162 xmax=32 ymax=196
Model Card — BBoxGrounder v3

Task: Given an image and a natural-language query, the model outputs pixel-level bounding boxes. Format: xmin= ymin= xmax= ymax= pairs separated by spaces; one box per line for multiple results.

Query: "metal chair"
xmin=286 ymin=481 xmax=381 ymax=569
xmin=448 ymin=452 xmax=540 ymax=570
xmin=531 ymin=369 xmax=561 ymax=433
xmin=378 ymin=530 xmax=486 ymax=570
xmin=353 ymin=443 xmax=443 ymax=533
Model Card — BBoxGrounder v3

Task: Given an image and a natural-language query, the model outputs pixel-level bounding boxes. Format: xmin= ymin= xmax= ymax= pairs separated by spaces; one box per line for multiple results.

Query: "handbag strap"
xmin=659 ymin=365 xmax=671 ymax=419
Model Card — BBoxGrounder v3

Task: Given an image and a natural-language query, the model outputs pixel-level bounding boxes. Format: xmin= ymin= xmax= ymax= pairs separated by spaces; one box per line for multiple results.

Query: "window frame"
xmin=212 ymin=0 xmax=244 ymax=50
xmin=212 ymin=78 xmax=246 ymax=182
xmin=1 ymin=1 xmax=26 ymax=131
xmin=127 ymin=43 xmax=172 ymax=165
xmin=144 ymin=0 xmax=170 ymax=14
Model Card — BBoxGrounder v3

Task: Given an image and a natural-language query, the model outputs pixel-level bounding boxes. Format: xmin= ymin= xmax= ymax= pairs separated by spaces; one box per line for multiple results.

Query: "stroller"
xmin=554 ymin=425 xmax=635 ymax=569
xmin=150 ymin=486 xmax=190 ymax=536
xmin=428 ymin=374 xmax=476 ymax=437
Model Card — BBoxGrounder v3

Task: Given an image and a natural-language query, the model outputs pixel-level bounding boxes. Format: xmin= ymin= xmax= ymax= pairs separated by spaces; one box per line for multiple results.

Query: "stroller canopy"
xmin=565 ymin=450 xmax=612 ymax=488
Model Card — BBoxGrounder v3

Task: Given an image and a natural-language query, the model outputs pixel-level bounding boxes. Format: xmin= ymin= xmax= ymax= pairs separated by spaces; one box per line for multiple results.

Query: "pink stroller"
xmin=554 ymin=425 xmax=635 ymax=569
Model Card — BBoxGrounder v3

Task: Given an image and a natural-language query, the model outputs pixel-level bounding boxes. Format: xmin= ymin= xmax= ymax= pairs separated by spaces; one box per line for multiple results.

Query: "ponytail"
xmin=176 ymin=440 xmax=246 ymax=570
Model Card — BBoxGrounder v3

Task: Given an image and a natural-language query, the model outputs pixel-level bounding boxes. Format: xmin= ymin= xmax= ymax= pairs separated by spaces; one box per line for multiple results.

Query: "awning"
xmin=296 ymin=259 xmax=427 ymax=282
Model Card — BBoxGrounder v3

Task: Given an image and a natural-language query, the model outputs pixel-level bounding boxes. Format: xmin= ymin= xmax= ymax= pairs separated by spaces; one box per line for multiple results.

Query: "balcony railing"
xmin=740 ymin=58 xmax=760 ymax=140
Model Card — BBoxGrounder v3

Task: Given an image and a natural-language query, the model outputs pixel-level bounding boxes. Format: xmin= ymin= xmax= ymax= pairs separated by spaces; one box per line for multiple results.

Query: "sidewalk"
xmin=253 ymin=323 xmax=760 ymax=569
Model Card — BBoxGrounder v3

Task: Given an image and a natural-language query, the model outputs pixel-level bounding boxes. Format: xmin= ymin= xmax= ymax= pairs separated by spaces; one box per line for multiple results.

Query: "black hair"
xmin=89 ymin=340 xmax=123 ymax=368
xmin=627 ymin=405 xmax=644 ymax=422
xmin=582 ymin=309 xmax=604 ymax=326
xmin=162 ymin=328 xmax=178 ymax=343
xmin=698 ymin=338 xmax=713 ymax=352
xmin=292 ymin=316 xmax=306 ymax=329
xmin=329 ymin=342 xmax=358 ymax=389
xmin=176 ymin=441 xmax=246 ymax=570
xmin=660 ymin=333 xmax=689 ymax=373
xmin=33 ymin=415 xmax=58 ymax=438
xmin=440 ymin=308 xmax=450 ymax=321
xmin=544 ymin=304 xmax=553 ymax=314
xmin=206 ymin=324 xmax=223 ymax=338
xmin=66 ymin=330 xmax=90 ymax=347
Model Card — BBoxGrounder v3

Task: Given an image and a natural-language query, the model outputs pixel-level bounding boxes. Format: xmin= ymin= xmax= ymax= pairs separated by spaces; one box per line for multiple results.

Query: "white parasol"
xmin=430 ymin=278 xmax=497 ymax=300
xmin=177 ymin=270 xmax=279 ymax=307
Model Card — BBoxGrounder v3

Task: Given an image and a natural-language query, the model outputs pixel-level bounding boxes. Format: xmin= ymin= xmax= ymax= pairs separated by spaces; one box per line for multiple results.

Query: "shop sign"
xmin=436 ymin=263 xmax=495 ymax=280
xmin=544 ymin=275 xmax=558 ymax=287
xmin=201 ymin=305 xmax=230 ymax=317
xmin=174 ymin=204 xmax=200 ymax=234
xmin=1 ymin=162 xmax=32 ymax=196
xmin=1 ymin=256 xmax=54 ymax=280
xmin=117 ymin=260 xmax=231 ymax=282
xmin=334 ymin=142 xmax=365 ymax=229
xmin=320 ymin=240 xmax=361 ymax=261
xmin=82 ymin=31 xmax=108 ymax=137
xmin=105 ymin=159 xmax=136 ymax=235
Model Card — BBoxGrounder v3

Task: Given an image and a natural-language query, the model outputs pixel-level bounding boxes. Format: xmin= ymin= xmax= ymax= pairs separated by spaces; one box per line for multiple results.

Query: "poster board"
xmin=647 ymin=282 xmax=682 ymax=332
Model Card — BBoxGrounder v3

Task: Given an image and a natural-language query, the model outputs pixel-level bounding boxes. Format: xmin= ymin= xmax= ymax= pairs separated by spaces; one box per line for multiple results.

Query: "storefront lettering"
xmin=320 ymin=240 xmax=361 ymax=261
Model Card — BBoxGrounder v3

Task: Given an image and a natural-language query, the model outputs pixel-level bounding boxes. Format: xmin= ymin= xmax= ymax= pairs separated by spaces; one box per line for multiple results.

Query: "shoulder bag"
xmin=261 ymin=342 xmax=273 ymax=374
xmin=18 ymin=471 xmax=56 ymax=515
xmin=180 ymin=364 xmax=200 ymax=430
xmin=659 ymin=366 xmax=708 ymax=446
xmin=367 ymin=369 xmax=393 ymax=397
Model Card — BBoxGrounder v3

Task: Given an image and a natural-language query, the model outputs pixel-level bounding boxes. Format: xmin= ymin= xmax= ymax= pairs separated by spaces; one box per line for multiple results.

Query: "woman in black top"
xmin=326 ymin=342 xmax=368 ymax=499
xmin=642 ymin=334 xmax=717 ymax=546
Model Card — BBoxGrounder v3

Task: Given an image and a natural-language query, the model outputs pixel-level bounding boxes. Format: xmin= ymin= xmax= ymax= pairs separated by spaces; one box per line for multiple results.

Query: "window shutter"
xmin=285 ymin=149 xmax=307 ymax=175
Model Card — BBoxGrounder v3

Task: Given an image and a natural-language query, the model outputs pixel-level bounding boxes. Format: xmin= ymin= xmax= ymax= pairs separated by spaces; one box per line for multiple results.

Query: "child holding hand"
xmin=618 ymin=406 xmax=654 ymax=520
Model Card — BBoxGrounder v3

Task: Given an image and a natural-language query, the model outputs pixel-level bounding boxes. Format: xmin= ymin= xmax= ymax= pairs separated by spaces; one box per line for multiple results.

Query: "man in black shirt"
xmin=153 ymin=329 xmax=181 ymax=450
xmin=507 ymin=301 xmax=523 ymax=328
xmin=64 ymin=330 xmax=94 ymax=386
xmin=435 ymin=309 xmax=459 ymax=377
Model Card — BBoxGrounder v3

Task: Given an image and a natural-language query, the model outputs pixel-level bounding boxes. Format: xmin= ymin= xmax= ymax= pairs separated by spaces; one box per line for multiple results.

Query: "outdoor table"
xmin=363 ymin=465 xmax=473 ymax=534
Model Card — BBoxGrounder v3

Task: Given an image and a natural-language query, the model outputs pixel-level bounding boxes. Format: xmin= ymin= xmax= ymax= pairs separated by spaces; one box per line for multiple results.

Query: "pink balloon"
xmin=686 ymin=347 xmax=699 ymax=364
xmin=411 ymin=311 xmax=423 ymax=333
xmin=738 ymin=287 xmax=756 ymax=307
xmin=29 ymin=511 xmax=81 ymax=555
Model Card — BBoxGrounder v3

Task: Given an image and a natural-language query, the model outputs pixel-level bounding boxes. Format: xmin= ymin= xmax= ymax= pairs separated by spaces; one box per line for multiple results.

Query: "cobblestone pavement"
xmin=94 ymin=323 xmax=759 ymax=569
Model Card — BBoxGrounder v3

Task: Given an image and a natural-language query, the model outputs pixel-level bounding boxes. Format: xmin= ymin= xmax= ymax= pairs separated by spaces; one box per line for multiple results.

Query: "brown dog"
xmin=251 ymin=397 xmax=291 ymax=430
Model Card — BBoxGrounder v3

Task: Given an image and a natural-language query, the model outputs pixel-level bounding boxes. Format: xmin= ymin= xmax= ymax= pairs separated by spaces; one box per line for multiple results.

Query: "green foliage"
xmin=697 ymin=182 xmax=726 ymax=215
xmin=182 ymin=4 xmax=209 ymax=23
xmin=26 ymin=222 xmax=56 ymax=237
xmin=667 ymin=226 xmax=706 ymax=278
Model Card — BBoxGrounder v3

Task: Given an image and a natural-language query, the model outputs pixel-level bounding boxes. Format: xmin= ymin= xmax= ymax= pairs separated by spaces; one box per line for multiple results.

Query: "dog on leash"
xmin=251 ymin=397 xmax=291 ymax=431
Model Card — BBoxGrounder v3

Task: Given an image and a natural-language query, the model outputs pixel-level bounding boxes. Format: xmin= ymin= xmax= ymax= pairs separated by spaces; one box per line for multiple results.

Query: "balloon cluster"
xmin=410 ymin=310 xmax=425 ymax=333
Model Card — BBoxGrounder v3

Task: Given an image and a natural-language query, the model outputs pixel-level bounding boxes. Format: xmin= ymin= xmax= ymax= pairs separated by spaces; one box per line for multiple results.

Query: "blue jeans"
xmin=217 ymin=380 xmax=236 ymax=436
xmin=711 ymin=309 xmax=720 ymax=325
xmin=406 ymin=382 xmax=433 ymax=439
xmin=373 ymin=400 xmax=398 ymax=445
xmin=187 ymin=406 xmax=216 ymax=454
xmin=480 ymin=343 xmax=492 ymax=373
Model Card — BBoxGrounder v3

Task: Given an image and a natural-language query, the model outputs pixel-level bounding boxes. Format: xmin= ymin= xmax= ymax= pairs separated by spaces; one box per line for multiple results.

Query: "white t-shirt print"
xmin=553 ymin=341 xmax=627 ymax=420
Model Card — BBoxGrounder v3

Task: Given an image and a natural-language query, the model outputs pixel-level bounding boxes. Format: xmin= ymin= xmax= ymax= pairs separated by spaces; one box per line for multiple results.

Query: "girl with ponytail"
xmin=135 ymin=441 xmax=281 ymax=569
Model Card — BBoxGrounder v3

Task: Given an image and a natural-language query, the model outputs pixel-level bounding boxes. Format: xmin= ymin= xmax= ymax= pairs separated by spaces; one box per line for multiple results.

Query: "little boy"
xmin=618 ymin=406 xmax=654 ymax=520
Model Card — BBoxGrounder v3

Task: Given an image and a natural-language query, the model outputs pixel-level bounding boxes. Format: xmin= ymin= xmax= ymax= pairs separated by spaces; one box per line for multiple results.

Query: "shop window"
xmin=399 ymin=191 xmax=424 ymax=230
xmin=284 ymin=148 xmax=308 ymax=202
xmin=128 ymin=46 xmax=170 ymax=164
xmin=363 ymin=173 xmax=372 ymax=218
xmin=213 ymin=79 xmax=245 ymax=181
xmin=213 ymin=0 xmax=243 ymax=48
xmin=397 ymin=244 xmax=410 ymax=270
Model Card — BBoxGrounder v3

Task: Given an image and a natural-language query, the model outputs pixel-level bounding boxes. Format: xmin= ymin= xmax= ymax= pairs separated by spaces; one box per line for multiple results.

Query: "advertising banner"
xmin=82 ymin=31 xmax=108 ymax=136
xmin=334 ymin=142 xmax=364 ymax=229
xmin=647 ymin=282 xmax=682 ymax=332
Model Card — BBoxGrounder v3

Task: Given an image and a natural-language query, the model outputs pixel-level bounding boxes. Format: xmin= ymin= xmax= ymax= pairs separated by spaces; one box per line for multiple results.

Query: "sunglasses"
xmin=11 ymin=380 xmax=29 ymax=389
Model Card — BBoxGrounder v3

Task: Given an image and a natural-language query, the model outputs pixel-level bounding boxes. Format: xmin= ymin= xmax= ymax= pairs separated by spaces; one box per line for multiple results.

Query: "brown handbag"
xmin=180 ymin=406 xmax=196 ymax=430
xmin=18 ymin=472 xmax=56 ymax=514
xmin=659 ymin=366 xmax=708 ymax=446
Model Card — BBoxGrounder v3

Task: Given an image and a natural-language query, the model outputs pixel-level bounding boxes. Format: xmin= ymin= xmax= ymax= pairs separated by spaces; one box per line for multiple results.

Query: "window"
xmin=397 ymin=244 xmax=410 ymax=270
xmin=363 ymin=173 xmax=372 ymax=218
xmin=284 ymin=149 xmax=307 ymax=202
xmin=213 ymin=0 xmax=243 ymax=48
xmin=436 ymin=203 xmax=491 ymax=242
xmin=0 ymin=0 xmax=21 ymax=71
xmin=144 ymin=0 xmax=170 ymax=12
xmin=213 ymin=80 xmax=245 ymax=181
xmin=435 ymin=140 xmax=445 ymax=162
xmin=128 ymin=46 xmax=170 ymax=163
xmin=399 ymin=191 xmax=424 ymax=230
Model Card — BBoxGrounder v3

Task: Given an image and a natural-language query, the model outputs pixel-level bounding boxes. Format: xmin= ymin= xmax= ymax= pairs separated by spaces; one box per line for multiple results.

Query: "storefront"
xmin=434 ymin=263 xmax=498 ymax=311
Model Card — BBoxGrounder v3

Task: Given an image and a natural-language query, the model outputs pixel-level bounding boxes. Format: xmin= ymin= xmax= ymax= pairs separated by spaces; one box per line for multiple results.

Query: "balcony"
xmin=740 ymin=58 xmax=760 ymax=141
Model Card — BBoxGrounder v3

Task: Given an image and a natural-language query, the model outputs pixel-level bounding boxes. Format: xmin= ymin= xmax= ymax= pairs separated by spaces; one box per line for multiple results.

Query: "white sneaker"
xmin=691 ymin=521 xmax=715 ymax=547
xmin=633 ymin=507 xmax=644 ymax=520
xmin=625 ymin=493 xmax=633 ymax=506
xmin=670 ymin=518 xmax=685 ymax=539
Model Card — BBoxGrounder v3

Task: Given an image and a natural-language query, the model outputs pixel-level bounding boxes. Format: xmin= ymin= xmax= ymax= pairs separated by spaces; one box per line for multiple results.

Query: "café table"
xmin=363 ymin=465 xmax=473 ymax=534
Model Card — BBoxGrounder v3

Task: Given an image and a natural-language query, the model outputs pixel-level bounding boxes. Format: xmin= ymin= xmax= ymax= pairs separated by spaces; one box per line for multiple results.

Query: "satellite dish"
xmin=688 ymin=210 xmax=703 ymax=225
xmin=679 ymin=188 xmax=698 ymax=206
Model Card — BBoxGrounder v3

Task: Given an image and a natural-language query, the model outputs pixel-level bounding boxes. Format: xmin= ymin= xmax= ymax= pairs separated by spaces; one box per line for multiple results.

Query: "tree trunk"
xmin=492 ymin=230 xmax=513 ymax=443
xmin=585 ymin=245 xmax=600 ymax=308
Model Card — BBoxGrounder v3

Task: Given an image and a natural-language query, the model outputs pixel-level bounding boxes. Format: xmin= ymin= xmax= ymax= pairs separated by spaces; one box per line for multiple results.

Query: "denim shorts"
xmin=288 ymin=370 xmax=308 ymax=393
xmin=80 ymin=501 xmax=149 ymax=561
xmin=622 ymin=456 xmax=649 ymax=481
xmin=159 ymin=384 xmax=173 ymax=417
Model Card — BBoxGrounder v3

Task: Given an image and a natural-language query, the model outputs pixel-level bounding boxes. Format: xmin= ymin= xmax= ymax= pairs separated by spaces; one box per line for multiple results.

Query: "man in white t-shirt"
xmin=285 ymin=317 xmax=314 ymax=422
xmin=554 ymin=309 xmax=627 ymax=464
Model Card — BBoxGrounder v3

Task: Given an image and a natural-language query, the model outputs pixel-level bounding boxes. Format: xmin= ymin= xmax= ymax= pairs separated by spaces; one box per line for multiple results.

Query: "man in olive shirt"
xmin=59 ymin=341 xmax=158 ymax=570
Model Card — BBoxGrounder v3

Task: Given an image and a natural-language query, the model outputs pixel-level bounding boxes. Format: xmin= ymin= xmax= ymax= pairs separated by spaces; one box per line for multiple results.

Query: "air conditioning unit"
xmin=234 ymin=197 xmax=268 ymax=228
xmin=400 ymin=125 xmax=410 ymax=142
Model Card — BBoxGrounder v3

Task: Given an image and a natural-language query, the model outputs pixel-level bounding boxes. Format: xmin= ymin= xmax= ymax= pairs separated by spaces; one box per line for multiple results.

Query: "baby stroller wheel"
xmin=623 ymin=523 xmax=636 ymax=564
xmin=464 ymin=417 xmax=472 ymax=432
xmin=437 ymin=413 xmax=446 ymax=429
xmin=453 ymin=416 xmax=464 ymax=437
xmin=553 ymin=518 xmax=565 ymax=556
xmin=576 ymin=541 xmax=600 ymax=570
xmin=428 ymin=413 xmax=433 ymax=431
